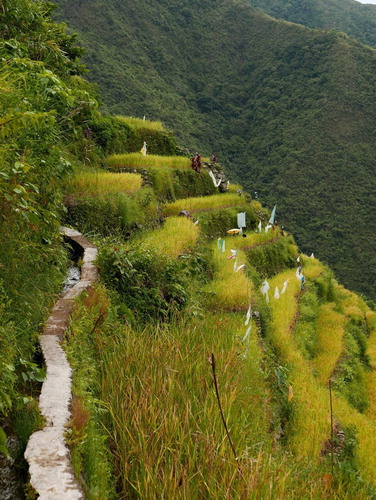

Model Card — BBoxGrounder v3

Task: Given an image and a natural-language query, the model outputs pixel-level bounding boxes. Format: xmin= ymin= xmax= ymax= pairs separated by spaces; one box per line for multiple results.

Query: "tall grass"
xmin=227 ymin=230 xmax=281 ymax=250
xmin=268 ymin=266 xmax=333 ymax=458
xmin=205 ymin=249 xmax=252 ymax=311
xmin=65 ymin=171 xmax=143 ymax=197
xmin=312 ymin=303 xmax=345 ymax=386
xmin=140 ymin=216 xmax=199 ymax=257
xmin=227 ymin=183 xmax=243 ymax=193
xmin=337 ymin=285 xmax=366 ymax=319
xmin=365 ymin=329 xmax=376 ymax=421
xmin=106 ymin=153 xmax=191 ymax=171
xmin=164 ymin=193 xmax=248 ymax=215
xmin=365 ymin=311 xmax=376 ymax=421
xmin=99 ymin=315 xmax=355 ymax=498
xmin=268 ymin=265 xmax=376 ymax=485
xmin=115 ymin=115 xmax=166 ymax=131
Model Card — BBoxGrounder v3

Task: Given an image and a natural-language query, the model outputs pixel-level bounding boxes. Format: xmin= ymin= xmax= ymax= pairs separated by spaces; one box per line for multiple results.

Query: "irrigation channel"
xmin=22 ymin=227 xmax=97 ymax=500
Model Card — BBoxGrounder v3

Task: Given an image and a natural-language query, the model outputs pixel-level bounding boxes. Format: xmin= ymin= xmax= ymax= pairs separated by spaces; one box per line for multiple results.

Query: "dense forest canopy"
xmin=52 ymin=0 xmax=376 ymax=299
xmin=248 ymin=0 xmax=376 ymax=49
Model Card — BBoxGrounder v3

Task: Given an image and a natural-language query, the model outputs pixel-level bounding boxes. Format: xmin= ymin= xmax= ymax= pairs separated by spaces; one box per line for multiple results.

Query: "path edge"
xmin=24 ymin=227 xmax=98 ymax=500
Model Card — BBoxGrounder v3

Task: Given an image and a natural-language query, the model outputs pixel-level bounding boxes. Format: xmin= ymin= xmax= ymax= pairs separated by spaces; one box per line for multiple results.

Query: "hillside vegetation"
xmin=2 ymin=1 xmax=376 ymax=498
xmin=249 ymin=0 xmax=376 ymax=49
xmin=53 ymin=0 xmax=376 ymax=300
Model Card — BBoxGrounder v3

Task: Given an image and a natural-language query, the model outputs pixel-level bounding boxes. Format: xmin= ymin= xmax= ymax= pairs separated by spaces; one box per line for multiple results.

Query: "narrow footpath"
xmin=24 ymin=228 xmax=98 ymax=500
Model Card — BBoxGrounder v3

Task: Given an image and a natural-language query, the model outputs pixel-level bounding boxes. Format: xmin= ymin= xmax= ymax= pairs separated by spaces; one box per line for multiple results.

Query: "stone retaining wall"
xmin=24 ymin=228 xmax=98 ymax=500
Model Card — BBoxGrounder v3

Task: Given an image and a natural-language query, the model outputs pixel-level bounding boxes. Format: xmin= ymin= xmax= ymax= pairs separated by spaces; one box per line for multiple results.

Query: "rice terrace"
xmin=1 ymin=0 xmax=376 ymax=498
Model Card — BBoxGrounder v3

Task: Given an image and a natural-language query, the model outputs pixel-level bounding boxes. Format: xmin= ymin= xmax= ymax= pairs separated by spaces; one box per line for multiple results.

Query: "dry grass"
xmin=141 ymin=216 xmax=199 ymax=257
xmin=164 ymin=193 xmax=247 ymax=215
xmin=205 ymin=249 xmax=252 ymax=311
xmin=333 ymin=393 xmax=376 ymax=484
xmin=106 ymin=153 xmax=191 ymax=171
xmin=312 ymin=303 xmax=345 ymax=386
xmin=367 ymin=311 xmax=376 ymax=333
xmin=268 ymin=265 xmax=376 ymax=485
xmin=365 ymin=333 xmax=376 ymax=421
xmin=227 ymin=183 xmax=243 ymax=193
xmin=115 ymin=115 xmax=166 ymax=131
xmin=337 ymin=285 xmax=366 ymax=319
xmin=268 ymin=267 xmax=333 ymax=458
xmin=364 ymin=311 xmax=376 ymax=421
xmin=100 ymin=314 xmax=351 ymax=498
xmin=227 ymin=231 xmax=281 ymax=251
xmin=65 ymin=171 xmax=143 ymax=196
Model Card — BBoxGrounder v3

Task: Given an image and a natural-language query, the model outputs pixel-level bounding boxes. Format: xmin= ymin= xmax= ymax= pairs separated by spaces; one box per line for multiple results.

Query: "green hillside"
xmin=53 ymin=0 xmax=376 ymax=300
xmin=2 ymin=1 xmax=376 ymax=497
xmin=249 ymin=0 xmax=376 ymax=49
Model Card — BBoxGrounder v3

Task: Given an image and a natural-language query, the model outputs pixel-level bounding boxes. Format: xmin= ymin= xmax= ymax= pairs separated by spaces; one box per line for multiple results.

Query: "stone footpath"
xmin=24 ymin=228 xmax=97 ymax=500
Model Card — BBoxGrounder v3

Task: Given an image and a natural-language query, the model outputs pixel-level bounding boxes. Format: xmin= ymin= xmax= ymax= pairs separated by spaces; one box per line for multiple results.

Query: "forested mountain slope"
xmin=2 ymin=2 xmax=376 ymax=497
xmin=248 ymin=0 xmax=376 ymax=49
xmin=54 ymin=0 xmax=376 ymax=299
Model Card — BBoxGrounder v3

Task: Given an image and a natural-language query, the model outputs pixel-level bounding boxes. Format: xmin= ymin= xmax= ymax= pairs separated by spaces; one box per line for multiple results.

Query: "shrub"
xmin=97 ymin=246 xmax=189 ymax=321
xmin=245 ymin=235 xmax=297 ymax=277
xmin=333 ymin=320 xmax=370 ymax=413
xmin=64 ymin=189 xmax=158 ymax=237
xmin=198 ymin=206 xmax=259 ymax=239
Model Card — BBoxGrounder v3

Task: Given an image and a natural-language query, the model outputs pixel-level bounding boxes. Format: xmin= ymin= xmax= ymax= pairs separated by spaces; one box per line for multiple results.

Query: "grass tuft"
xmin=115 ymin=115 xmax=166 ymax=131
xmin=65 ymin=171 xmax=143 ymax=197
xmin=140 ymin=216 xmax=200 ymax=257
xmin=106 ymin=153 xmax=191 ymax=171
xmin=164 ymin=193 xmax=249 ymax=215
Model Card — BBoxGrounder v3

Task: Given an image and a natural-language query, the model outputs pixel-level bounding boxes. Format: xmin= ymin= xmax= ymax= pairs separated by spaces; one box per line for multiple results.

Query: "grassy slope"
xmin=65 ymin=163 xmax=376 ymax=495
xmin=53 ymin=0 xmax=376 ymax=299
xmin=248 ymin=0 xmax=376 ymax=49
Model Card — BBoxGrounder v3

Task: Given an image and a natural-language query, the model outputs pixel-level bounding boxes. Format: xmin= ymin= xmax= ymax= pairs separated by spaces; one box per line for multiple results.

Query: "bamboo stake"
xmin=329 ymin=378 xmax=334 ymax=475
xmin=209 ymin=353 xmax=243 ymax=476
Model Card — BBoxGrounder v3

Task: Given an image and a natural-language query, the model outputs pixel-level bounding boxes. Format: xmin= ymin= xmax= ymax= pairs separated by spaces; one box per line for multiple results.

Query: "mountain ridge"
xmin=249 ymin=0 xmax=376 ymax=49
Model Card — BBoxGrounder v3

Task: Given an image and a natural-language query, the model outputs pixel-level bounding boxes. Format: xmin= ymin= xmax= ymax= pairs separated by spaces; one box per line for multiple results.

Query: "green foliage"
xmin=64 ymin=188 xmax=158 ymax=237
xmin=198 ymin=206 xmax=258 ymax=239
xmin=0 ymin=427 xmax=9 ymax=457
xmin=148 ymin=167 xmax=217 ymax=202
xmin=0 ymin=0 xmax=102 ymax=468
xmin=12 ymin=399 xmax=44 ymax=449
xmin=97 ymin=246 xmax=189 ymax=321
xmin=248 ymin=0 xmax=376 ymax=50
xmin=314 ymin=268 xmax=337 ymax=303
xmin=245 ymin=235 xmax=297 ymax=277
xmin=333 ymin=319 xmax=370 ymax=413
xmin=294 ymin=288 xmax=320 ymax=359
xmin=0 ymin=0 xmax=85 ymax=76
xmin=89 ymin=114 xmax=177 ymax=156
xmin=64 ymin=287 xmax=116 ymax=498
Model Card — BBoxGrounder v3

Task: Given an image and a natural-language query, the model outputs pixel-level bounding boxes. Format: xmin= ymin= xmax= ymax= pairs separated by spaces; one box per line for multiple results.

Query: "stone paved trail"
xmin=25 ymin=228 xmax=97 ymax=500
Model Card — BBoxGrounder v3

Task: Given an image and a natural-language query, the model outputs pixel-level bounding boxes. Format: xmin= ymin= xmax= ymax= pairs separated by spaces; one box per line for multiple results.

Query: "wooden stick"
xmin=209 ymin=353 xmax=242 ymax=476
xmin=329 ymin=378 xmax=334 ymax=475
